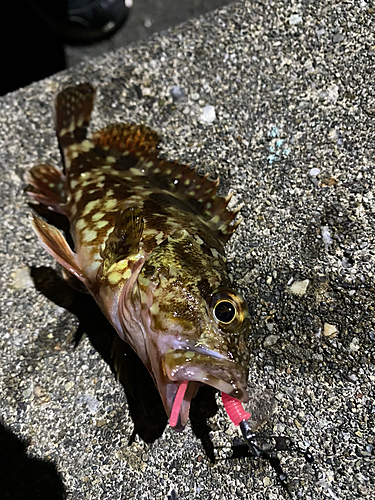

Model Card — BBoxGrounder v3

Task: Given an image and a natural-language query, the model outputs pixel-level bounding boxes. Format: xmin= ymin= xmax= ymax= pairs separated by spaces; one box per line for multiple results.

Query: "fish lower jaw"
xmin=161 ymin=351 xmax=249 ymax=403
xmin=166 ymin=368 xmax=244 ymax=401
xmin=168 ymin=370 xmax=233 ymax=394
xmin=163 ymin=368 xmax=247 ymax=431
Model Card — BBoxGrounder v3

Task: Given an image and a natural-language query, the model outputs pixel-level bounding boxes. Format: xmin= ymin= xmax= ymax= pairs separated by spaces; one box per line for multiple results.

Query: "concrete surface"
xmin=1 ymin=1 xmax=374 ymax=499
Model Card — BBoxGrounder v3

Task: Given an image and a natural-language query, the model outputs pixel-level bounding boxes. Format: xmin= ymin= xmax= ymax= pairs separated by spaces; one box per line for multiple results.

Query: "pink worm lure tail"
xmin=169 ymin=380 xmax=189 ymax=428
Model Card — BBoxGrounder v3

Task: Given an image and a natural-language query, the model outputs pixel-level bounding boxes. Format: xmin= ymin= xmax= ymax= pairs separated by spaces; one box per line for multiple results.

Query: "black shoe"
xmin=28 ymin=0 xmax=131 ymax=44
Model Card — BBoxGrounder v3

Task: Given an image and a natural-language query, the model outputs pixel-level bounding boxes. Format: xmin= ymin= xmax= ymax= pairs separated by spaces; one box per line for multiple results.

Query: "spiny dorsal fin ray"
xmin=92 ymin=123 xmax=161 ymax=157
xmin=31 ymin=215 xmax=84 ymax=281
xmin=206 ymin=211 xmax=241 ymax=244
xmin=25 ymin=163 xmax=67 ymax=214
xmin=101 ymin=206 xmax=144 ymax=273
xmin=141 ymin=154 xmax=241 ymax=244
xmin=144 ymin=155 xmax=220 ymax=206
xmin=55 ymin=82 xmax=96 ymax=147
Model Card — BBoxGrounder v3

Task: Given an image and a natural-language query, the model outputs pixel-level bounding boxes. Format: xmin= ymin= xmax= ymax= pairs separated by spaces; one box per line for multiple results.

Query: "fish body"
xmin=27 ymin=83 xmax=250 ymax=429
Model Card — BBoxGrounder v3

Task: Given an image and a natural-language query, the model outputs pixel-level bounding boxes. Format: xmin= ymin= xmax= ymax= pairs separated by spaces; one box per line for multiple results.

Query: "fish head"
xmin=132 ymin=229 xmax=251 ymax=428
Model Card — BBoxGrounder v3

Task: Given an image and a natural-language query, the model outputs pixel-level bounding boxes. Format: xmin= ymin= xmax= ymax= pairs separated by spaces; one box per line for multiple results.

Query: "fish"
xmin=26 ymin=82 xmax=251 ymax=430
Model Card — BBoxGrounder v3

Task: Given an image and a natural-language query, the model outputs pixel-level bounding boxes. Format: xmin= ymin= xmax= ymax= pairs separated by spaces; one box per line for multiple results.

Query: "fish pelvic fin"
xmin=31 ymin=215 xmax=84 ymax=282
xmin=92 ymin=123 xmax=161 ymax=157
xmin=25 ymin=163 xmax=67 ymax=214
xmin=55 ymin=82 xmax=96 ymax=148
xmin=101 ymin=206 xmax=144 ymax=273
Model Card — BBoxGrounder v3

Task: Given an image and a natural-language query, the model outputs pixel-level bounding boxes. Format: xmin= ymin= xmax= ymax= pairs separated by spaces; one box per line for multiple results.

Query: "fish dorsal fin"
xmin=144 ymin=155 xmax=241 ymax=244
xmin=31 ymin=215 xmax=84 ymax=281
xmin=55 ymin=82 xmax=96 ymax=147
xmin=91 ymin=112 xmax=239 ymax=243
xmin=92 ymin=123 xmax=160 ymax=157
xmin=101 ymin=206 xmax=144 ymax=273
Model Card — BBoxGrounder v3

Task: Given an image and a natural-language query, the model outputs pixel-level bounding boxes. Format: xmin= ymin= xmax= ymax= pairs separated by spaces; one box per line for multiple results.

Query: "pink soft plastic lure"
xmin=169 ymin=381 xmax=189 ymax=428
xmin=221 ymin=391 xmax=251 ymax=425
xmin=169 ymin=382 xmax=250 ymax=428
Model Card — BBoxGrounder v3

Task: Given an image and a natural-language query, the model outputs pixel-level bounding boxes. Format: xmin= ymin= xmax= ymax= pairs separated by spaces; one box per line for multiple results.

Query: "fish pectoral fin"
xmin=25 ymin=164 xmax=67 ymax=214
xmin=101 ymin=206 xmax=144 ymax=272
xmin=31 ymin=215 xmax=84 ymax=281
xmin=92 ymin=123 xmax=160 ymax=156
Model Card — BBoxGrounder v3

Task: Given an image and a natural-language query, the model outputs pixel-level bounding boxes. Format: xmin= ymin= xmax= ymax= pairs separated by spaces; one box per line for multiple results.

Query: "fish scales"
xmin=26 ymin=83 xmax=251 ymax=429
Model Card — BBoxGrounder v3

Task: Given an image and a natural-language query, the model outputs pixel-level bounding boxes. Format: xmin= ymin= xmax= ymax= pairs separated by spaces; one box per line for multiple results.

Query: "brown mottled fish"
xmin=26 ymin=83 xmax=250 ymax=429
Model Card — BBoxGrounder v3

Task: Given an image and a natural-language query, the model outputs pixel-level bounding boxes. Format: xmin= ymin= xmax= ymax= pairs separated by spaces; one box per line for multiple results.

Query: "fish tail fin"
xmin=55 ymin=82 xmax=96 ymax=148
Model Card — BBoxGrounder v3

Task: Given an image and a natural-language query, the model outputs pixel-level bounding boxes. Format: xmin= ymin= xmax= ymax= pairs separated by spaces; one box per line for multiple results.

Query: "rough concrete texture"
xmin=1 ymin=1 xmax=374 ymax=499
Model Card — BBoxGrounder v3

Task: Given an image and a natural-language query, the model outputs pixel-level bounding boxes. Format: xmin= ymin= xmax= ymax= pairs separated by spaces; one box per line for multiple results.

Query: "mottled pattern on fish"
xmin=26 ymin=83 xmax=251 ymax=429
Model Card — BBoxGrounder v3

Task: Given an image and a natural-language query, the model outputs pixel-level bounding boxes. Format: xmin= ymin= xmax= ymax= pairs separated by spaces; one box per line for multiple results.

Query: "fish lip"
xmin=161 ymin=348 xmax=249 ymax=403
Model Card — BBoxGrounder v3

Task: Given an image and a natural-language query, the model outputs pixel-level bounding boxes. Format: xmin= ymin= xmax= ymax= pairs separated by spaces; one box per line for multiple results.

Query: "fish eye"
xmin=210 ymin=289 xmax=248 ymax=331
xmin=213 ymin=300 xmax=236 ymax=324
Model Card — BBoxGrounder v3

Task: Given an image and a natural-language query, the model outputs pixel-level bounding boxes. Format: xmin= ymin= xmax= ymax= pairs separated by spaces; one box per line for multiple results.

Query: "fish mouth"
xmin=161 ymin=349 xmax=249 ymax=430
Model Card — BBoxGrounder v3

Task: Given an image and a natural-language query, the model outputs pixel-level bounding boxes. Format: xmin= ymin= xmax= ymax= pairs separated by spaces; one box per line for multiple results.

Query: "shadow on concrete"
xmin=30 ymin=263 xmax=168 ymax=444
xmin=0 ymin=421 xmax=66 ymax=500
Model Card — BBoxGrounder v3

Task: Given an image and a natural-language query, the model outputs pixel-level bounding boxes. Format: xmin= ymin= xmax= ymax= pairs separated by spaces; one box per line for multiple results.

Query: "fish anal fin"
xmin=25 ymin=164 xmax=67 ymax=214
xmin=31 ymin=215 xmax=84 ymax=281
xmin=92 ymin=123 xmax=160 ymax=157
xmin=101 ymin=206 xmax=144 ymax=273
